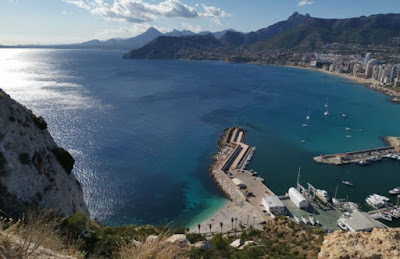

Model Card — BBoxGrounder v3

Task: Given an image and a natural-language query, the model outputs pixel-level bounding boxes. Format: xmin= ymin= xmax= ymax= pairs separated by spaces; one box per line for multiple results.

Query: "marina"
xmin=194 ymin=127 xmax=397 ymax=234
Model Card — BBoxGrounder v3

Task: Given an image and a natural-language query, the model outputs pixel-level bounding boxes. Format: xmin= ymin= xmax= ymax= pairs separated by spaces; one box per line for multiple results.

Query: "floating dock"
xmin=313 ymin=137 xmax=400 ymax=165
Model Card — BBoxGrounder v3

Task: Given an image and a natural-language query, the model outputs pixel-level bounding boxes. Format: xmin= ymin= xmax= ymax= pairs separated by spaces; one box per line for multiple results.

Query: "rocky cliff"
xmin=0 ymin=89 xmax=88 ymax=218
xmin=319 ymin=228 xmax=400 ymax=259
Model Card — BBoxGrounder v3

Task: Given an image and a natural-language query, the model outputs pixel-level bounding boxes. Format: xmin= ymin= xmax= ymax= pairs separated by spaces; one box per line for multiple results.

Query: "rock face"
xmin=0 ymin=89 xmax=88 ymax=218
xmin=318 ymin=228 xmax=400 ymax=259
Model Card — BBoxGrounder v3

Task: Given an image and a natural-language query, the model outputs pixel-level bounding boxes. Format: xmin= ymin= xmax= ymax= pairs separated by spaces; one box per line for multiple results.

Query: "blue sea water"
xmin=1 ymin=49 xmax=400 ymax=227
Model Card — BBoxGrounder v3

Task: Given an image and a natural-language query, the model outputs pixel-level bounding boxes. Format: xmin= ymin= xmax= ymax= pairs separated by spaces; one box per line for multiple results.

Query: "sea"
xmin=1 ymin=48 xmax=400 ymax=227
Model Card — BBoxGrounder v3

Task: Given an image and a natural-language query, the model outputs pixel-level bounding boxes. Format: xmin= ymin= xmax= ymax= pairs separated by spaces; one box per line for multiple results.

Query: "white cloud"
xmin=63 ymin=0 xmax=91 ymax=10
xmin=63 ymin=0 xmax=230 ymax=23
xmin=199 ymin=4 xmax=230 ymax=18
xmin=297 ymin=0 xmax=313 ymax=7
xmin=181 ymin=23 xmax=202 ymax=33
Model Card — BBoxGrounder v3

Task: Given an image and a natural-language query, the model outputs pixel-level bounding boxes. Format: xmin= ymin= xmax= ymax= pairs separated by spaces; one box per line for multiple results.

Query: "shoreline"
xmin=275 ymin=64 xmax=400 ymax=100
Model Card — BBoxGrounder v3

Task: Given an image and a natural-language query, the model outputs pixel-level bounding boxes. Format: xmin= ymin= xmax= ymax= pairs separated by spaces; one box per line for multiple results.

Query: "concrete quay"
xmin=191 ymin=127 xmax=273 ymax=235
xmin=313 ymin=137 xmax=400 ymax=165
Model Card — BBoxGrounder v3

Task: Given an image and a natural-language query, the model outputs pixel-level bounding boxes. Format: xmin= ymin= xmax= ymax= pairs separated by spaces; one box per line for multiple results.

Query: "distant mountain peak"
xmin=288 ymin=11 xmax=308 ymax=21
xmin=145 ymin=27 xmax=161 ymax=34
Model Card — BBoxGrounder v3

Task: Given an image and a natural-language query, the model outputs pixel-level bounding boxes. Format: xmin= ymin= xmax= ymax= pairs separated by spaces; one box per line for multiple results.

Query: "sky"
xmin=1 ymin=0 xmax=400 ymax=45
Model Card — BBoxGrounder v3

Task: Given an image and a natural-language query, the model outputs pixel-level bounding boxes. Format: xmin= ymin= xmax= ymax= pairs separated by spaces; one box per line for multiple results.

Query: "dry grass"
xmin=116 ymin=232 xmax=188 ymax=259
xmin=0 ymin=210 xmax=85 ymax=259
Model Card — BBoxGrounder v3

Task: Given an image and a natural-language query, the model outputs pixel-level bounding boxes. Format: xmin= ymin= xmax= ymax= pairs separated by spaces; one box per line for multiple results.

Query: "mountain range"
xmin=124 ymin=12 xmax=400 ymax=59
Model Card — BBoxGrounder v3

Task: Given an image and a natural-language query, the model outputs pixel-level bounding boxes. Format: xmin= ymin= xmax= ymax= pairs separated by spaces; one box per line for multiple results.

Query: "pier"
xmin=192 ymin=127 xmax=274 ymax=234
xmin=313 ymin=136 xmax=400 ymax=165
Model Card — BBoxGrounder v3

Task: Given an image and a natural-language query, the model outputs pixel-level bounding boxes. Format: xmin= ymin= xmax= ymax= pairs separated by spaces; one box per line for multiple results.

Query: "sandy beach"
xmin=287 ymin=65 xmax=400 ymax=99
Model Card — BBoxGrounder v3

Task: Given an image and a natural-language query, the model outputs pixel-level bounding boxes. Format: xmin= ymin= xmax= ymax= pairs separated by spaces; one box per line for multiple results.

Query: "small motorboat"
xmin=301 ymin=140 xmax=305 ymax=143
xmin=359 ymin=160 xmax=369 ymax=165
xmin=346 ymin=135 xmax=352 ymax=138
xmin=389 ymin=187 xmax=400 ymax=195
xmin=342 ymin=114 xmax=347 ymax=118
xmin=345 ymin=127 xmax=351 ymax=131
xmin=342 ymin=181 xmax=353 ymax=187
xmin=302 ymin=124 xmax=308 ymax=128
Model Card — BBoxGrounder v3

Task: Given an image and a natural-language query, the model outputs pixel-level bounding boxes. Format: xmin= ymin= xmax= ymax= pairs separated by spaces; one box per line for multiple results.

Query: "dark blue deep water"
xmin=2 ymin=49 xmax=400 ymax=227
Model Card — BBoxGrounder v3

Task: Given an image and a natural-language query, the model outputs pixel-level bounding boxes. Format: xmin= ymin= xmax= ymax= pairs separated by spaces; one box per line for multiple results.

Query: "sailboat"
xmin=324 ymin=100 xmax=329 ymax=116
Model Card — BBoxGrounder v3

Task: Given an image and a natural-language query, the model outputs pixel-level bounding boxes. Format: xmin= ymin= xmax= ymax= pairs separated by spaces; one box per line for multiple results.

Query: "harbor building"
xmin=262 ymin=195 xmax=286 ymax=216
xmin=288 ymin=187 xmax=309 ymax=209
xmin=232 ymin=178 xmax=247 ymax=189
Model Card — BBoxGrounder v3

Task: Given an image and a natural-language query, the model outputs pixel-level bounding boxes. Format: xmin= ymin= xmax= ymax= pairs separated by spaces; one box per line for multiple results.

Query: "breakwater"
xmin=313 ymin=137 xmax=400 ymax=165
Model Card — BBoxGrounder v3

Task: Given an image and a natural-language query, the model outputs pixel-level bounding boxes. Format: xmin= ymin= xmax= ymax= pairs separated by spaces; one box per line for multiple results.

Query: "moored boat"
xmin=342 ymin=181 xmax=353 ymax=187
xmin=389 ymin=187 xmax=400 ymax=195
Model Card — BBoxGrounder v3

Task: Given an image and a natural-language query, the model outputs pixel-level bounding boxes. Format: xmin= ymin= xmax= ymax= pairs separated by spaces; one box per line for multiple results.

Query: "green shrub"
xmin=186 ymin=233 xmax=205 ymax=244
xmin=19 ymin=153 xmax=31 ymax=165
xmin=311 ymin=227 xmax=326 ymax=235
xmin=52 ymin=148 xmax=74 ymax=174
xmin=32 ymin=114 xmax=47 ymax=130
xmin=64 ymin=212 xmax=89 ymax=237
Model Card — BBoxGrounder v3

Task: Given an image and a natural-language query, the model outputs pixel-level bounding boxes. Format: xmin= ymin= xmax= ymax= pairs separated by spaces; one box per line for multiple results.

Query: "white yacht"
xmin=359 ymin=160 xmax=369 ymax=165
xmin=316 ymin=189 xmax=330 ymax=203
xmin=389 ymin=187 xmax=400 ymax=195
xmin=345 ymin=127 xmax=351 ymax=131
xmin=342 ymin=114 xmax=347 ymax=118
xmin=302 ymin=124 xmax=308 ymax=128
xmin=324 ymin=110 xmax=329 ymax=116
xmin=342 ymin=181 xmax=353 ymax=187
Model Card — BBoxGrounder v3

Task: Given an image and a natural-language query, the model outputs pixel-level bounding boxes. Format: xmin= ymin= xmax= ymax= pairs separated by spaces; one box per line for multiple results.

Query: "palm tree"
xmin=220 ymin=222 xmax=223 ymax=233
xmin=209 ymin=224 xmax=212 ymax=235
xmin=198 ymin=224 xmax=201 ymax=234
xmin=231 ymin=217 xmax=234 ymax=231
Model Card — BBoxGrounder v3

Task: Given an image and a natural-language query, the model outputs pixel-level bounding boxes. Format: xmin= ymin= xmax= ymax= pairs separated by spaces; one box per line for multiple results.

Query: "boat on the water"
xmin=379 ymin=212 xmax=392 ymax=221
xmin=389 ymin=187 xmax=400 ymax=195
xmin=342 ymin=114 xmax=347 ymax=118
xmin=370 ymin=156 xmax=382 ymax=162
xmin=301 ymin=140 xmax=305 ymax=143
xmin=359 ymin=160 xmax=369 ymax=165
xmin=346 ymin=135 xmax=352 ymax=138
xmin=345 ymin=127 xmax=351 ymax=131
xmin=302 ymin=124 xmax=308 ymax=128
xmin=342 ymin=181 xmax=353 ymax=187
xmin=316 ymin=189 xmax=330 ymax=203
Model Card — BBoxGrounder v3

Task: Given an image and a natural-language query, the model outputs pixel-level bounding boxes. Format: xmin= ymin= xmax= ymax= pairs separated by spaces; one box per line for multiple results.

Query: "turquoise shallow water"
xmin=1 ymin=49 xmax=400 ymax=227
